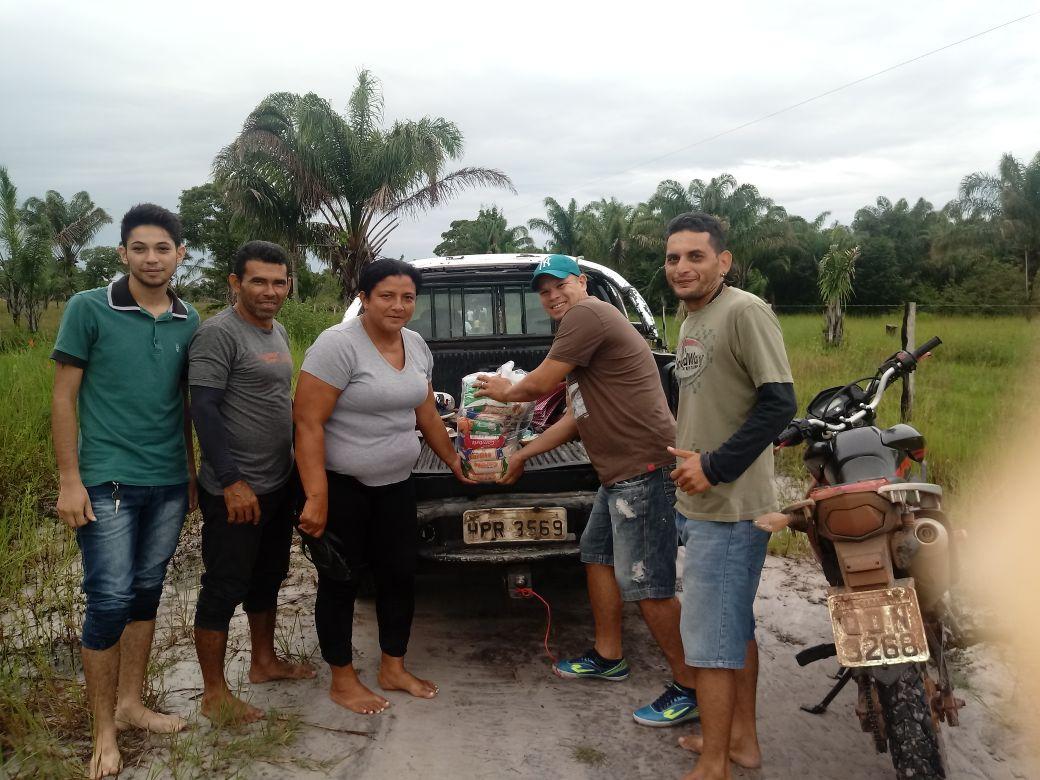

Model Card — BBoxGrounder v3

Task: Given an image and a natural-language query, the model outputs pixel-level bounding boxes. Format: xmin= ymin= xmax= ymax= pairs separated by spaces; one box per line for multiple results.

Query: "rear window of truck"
xmin=411 ymin=285 xmax=553 ymax=340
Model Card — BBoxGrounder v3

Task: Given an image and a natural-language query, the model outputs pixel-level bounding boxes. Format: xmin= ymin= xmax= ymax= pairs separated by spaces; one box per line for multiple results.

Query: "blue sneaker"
xmin=553 ymin=649 xmax=630 ymax=681
xmin=632 ymin=682 xmax=700 ymax=727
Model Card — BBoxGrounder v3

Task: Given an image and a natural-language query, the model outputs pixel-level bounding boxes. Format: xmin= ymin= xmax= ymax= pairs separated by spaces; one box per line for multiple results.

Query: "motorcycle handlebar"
xmin=783 ymin=337 xmax=942 ymax=448
xmin=775 ymin=421 xmax=804 ymax=447
xmin=912 ymin=336 xmax=942 ymax=361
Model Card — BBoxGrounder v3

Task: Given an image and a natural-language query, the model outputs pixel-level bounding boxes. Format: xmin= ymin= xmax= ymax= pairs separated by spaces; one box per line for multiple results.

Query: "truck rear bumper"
xmin=415 ymin=490 xmax=595 ymax=564
xmin=416 ymin=490 xmax=597 ymax=520
xmin=418 ymin=541 xmax=580 ymax=564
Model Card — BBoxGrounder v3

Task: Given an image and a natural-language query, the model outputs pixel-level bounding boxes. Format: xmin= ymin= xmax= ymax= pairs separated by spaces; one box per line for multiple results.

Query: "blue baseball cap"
xmin=531 ymin=254 xmax=582 ymax=290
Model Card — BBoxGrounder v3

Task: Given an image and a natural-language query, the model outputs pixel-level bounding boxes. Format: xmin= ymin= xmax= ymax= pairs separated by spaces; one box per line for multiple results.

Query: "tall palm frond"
xmin=528 ymin=197 xmax=582 ymax=255
xmin=214 ymin=72 xmax=513 ymax=300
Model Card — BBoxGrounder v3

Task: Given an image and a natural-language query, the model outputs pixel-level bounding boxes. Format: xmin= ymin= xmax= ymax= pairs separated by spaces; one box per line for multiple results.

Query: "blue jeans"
xmin=579 ymin=469 xmax=678 ymax=601
xmin=677 ymin=513 xmax=770 ymax=669
xmin=77 ymin=482 xmax=188 ymax=651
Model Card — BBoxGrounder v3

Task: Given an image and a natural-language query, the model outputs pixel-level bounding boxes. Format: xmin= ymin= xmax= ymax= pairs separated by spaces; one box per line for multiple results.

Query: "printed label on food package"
xmin=463 ymin=447 xmax=507 ymax=462
xmin=457 ymin=417 xmax=506 ymax=436
xmin=461 ymin=433 xmax=508 ymax=450
xmin=466 ymin=458 xmax=507 ymax=475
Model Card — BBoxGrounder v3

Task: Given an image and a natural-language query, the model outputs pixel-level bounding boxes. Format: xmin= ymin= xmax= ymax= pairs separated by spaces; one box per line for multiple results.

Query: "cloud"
xmin=2 ymin=0 xmax=1037 ymax=265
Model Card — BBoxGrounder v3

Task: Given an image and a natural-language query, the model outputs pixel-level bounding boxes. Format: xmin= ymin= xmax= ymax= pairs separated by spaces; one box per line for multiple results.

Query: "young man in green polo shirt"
xmin=51 ymin=203 xmax=200 ymax=779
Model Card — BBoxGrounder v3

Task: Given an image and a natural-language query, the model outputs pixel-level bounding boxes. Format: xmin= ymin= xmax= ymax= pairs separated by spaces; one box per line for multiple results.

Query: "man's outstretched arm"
xmin=475 ymin=358 xmax=574 ymax=403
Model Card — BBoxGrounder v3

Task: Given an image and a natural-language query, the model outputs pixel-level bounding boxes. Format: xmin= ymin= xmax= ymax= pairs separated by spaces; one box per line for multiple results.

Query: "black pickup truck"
xmin=343 ymin=254 xmax=677 ymax=591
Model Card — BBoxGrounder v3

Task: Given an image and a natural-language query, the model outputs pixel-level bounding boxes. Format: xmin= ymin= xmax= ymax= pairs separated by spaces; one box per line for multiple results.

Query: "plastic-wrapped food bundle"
xmin=457 ymin=362 xmax=536 ymax=482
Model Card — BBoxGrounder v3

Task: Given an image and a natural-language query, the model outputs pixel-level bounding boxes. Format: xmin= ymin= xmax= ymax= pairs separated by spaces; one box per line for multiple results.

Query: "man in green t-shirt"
xmin=51 ymin=204 xmax=199 ymax=779
xmin=664 ymin=213 xmax=796 ymax=780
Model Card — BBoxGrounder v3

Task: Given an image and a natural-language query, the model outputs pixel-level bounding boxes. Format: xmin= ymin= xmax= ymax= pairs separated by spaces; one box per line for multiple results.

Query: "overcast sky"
xmin=2 ymin=1 xmax=1038 ymax=263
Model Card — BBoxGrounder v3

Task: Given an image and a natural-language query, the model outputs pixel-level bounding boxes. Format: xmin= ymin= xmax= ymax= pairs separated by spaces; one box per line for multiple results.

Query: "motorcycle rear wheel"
xmin=876 ymin=664 xmax=947 ymax=778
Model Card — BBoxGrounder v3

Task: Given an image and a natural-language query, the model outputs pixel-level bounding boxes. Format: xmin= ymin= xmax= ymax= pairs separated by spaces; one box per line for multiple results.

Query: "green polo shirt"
xmin=51 ymin=275 xmax=200 ymax=487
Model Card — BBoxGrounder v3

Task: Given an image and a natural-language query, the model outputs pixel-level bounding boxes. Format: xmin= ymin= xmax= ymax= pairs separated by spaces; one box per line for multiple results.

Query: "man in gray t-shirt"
xmin=190 ymin=308 xmax=294 ymax=493
xmin=188 ymin=241 xmax=315 ymax=725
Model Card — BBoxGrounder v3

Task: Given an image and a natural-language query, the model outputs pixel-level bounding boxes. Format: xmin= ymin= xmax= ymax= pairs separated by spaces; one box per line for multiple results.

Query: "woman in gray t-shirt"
xmin=294 ymin=259 xmax=470 ymax=715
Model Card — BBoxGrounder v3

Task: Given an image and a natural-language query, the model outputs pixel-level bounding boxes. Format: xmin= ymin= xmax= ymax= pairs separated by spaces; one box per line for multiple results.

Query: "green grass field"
xmin=0 ymin=306 xmax=1037 ymax=774
xmin=659 ymin=312 xmax=1040 ymax=495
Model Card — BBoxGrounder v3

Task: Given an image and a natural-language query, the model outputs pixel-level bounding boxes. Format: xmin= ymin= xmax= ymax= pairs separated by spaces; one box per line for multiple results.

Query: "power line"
xmin=517 ymin=10 xmax=1039 ymax=211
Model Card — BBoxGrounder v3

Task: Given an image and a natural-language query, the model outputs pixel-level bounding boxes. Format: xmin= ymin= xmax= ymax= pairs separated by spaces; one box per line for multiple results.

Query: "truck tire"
xmin=876 ymin=664 xmax=947 ymax=778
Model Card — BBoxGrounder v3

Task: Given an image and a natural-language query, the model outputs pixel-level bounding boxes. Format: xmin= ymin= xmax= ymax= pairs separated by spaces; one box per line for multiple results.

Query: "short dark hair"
xmin=232 ymin=240 xmax=289 ymax=278
xmin=358 ymin=258 xmax=421 ymax=296
xmin=120 ymin=203 xmax=183 ymax=246
xmin=664 ymin=212 xmax=727 ymax=253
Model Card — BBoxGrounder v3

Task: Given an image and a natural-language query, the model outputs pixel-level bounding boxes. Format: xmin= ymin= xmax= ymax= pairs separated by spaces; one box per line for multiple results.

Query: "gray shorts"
xmin=579 ymin=469 xmax=678 ymax=601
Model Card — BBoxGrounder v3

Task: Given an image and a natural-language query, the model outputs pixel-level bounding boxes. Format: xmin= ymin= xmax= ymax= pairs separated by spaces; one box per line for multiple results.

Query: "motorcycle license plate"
xmin=462 ymin=507 xmax=568 ymax=544
xmin=827 ymin=579 xmax=930 ymax=667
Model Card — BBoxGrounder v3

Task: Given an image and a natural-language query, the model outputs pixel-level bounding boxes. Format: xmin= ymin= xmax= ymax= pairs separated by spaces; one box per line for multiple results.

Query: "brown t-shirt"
xmin=547 ymin=297 xmax=676 ymax=486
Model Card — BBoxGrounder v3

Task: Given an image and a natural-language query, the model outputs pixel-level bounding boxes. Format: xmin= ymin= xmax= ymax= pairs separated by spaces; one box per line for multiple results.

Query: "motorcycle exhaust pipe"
xmin=907 ymin=518 xmax=951 ymax=610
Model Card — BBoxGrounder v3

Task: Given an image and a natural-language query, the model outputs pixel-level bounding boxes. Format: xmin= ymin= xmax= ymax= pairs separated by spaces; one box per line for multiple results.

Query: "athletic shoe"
xmin=632 ymin=681 xmax=700 ymax=727
xmin=553 ymin=649 xmax=630 ymax=681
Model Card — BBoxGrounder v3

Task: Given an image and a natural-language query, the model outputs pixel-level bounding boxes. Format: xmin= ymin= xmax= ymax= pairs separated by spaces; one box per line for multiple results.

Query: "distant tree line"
xmin=436 ymin=152 xmax=1040 ymax=315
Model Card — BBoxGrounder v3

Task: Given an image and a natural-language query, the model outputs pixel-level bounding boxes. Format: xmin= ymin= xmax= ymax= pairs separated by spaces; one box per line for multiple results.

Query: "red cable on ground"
xmin=515 ymin=586 xmax=557 ymax=664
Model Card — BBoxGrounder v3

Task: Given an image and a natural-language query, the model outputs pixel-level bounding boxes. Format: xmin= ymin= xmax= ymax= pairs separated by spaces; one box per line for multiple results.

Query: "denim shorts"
xmin=678 ymin=513 xmax=770 ymax=669
xmin=77 ymin=482 xmax=188 ymax=651
xmin=579 ymin=469 xmax=678 ymax=601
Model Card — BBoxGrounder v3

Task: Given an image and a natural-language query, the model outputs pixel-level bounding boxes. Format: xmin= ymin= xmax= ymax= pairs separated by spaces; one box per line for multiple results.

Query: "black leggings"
xmin=315 ymin=472 xmax=418 ymax=667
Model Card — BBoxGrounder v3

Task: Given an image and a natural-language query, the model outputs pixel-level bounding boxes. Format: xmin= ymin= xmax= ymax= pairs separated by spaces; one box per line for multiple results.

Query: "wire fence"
xmin=769 ymin=304 xmax=1040 ymax=316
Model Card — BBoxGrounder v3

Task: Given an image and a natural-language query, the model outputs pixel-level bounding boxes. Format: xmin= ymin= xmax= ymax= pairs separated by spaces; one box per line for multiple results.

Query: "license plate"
xmin=462 ymin=507 xmax=568 ymax=544
xmin=827 ymin=578 xmax=930 ymax=667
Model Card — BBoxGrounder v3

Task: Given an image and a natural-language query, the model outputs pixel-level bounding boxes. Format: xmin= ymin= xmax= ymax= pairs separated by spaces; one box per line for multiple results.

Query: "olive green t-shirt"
xmin=51 ymin=276 xmax=200 ymax=487
xmin=547 ymin=297 xmax=675 ymax=486
xmin=674 ymin=286 xmax=792 ymax=521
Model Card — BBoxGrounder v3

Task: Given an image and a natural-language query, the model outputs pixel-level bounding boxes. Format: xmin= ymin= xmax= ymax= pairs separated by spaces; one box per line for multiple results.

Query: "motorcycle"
xmin=761 ymin=337 xmax=964 ymax=778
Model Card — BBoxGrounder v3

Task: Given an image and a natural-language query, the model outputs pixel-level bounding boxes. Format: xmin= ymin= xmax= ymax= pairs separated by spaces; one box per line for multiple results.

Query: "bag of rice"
xmin=457 ymin=361 xmax=536 ymax=483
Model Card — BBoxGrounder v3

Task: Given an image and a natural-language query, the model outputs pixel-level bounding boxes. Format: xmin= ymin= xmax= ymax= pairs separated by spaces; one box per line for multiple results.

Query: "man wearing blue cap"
xmin=476 ymin=254 xmax=697 ymax=727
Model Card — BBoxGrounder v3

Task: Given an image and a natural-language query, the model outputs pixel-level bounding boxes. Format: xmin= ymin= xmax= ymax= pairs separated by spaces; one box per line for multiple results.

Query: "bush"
xmin=276 ymin=299 xmax=342 ymax=347
xmin=938 ymin=259 xmax=1030 ymax=315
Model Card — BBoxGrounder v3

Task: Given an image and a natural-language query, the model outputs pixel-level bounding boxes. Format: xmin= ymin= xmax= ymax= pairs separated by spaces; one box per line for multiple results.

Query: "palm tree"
xmin=635 ymin=174 xmax=790 ymax=287
xmin=215 ymin=71 xmax=514 ymax=300
xmin=579 ymin=198 xmax=638 ymax=274
xmin=818 ymin=233 xmax=859 ymax=347
xmin=528 ymin=197 xmax=583 ymax=255
xmin=0 ymin=168 xmax=58 ymax=332
xmin=22 ymin=190 xmax=110 ymax=295
xmin=959 ymin=152 xmax=1040 ymax=301
xmin=435 ymin=206 xmax=534 ymax=255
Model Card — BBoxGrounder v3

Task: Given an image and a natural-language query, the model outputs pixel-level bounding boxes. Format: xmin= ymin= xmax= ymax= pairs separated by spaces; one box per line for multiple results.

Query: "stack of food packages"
xmin=457 ymin=362 xmax=536 ymax=482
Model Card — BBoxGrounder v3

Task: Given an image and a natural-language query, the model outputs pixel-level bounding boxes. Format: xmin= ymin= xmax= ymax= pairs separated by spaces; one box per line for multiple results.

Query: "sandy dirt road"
xmin=145 ymin=551 xmax=1033 ymax=780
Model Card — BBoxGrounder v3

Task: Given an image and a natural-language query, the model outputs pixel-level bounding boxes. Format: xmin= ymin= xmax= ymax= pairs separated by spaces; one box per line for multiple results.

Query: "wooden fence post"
xmin=901 ymin=302 xmax=916 ymax=422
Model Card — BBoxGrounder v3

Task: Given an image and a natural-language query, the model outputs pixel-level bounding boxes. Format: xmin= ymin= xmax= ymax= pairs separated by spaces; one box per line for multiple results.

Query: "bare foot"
xmin=329 ymin=666 xmax=390 ymax=715
xmin=114 ymin=702 xmax=187 ymax=734
xmin=330 ymin=684 xmax=390 ymax=715
xmin=678 ymin=732 xmax=762 ymax=769
xmin=200 ymin=688 xmax=264 ymax=726
xmin=378 ymin=663 xmax=438 ymax=699
xmin=248 ymin=656 xmax=317 ymax=684
xmin=88 ymin=732 xmax=122 ymax=779
xmin=680 ymin=765 xmax=731 ymax=780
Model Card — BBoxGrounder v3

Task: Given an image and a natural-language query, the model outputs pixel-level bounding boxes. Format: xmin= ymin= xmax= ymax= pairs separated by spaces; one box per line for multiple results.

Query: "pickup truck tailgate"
xmin=413 ymin=440 xmax=591 ymax=473
xmin=412 ymin=439 xmax=600 ymax=500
